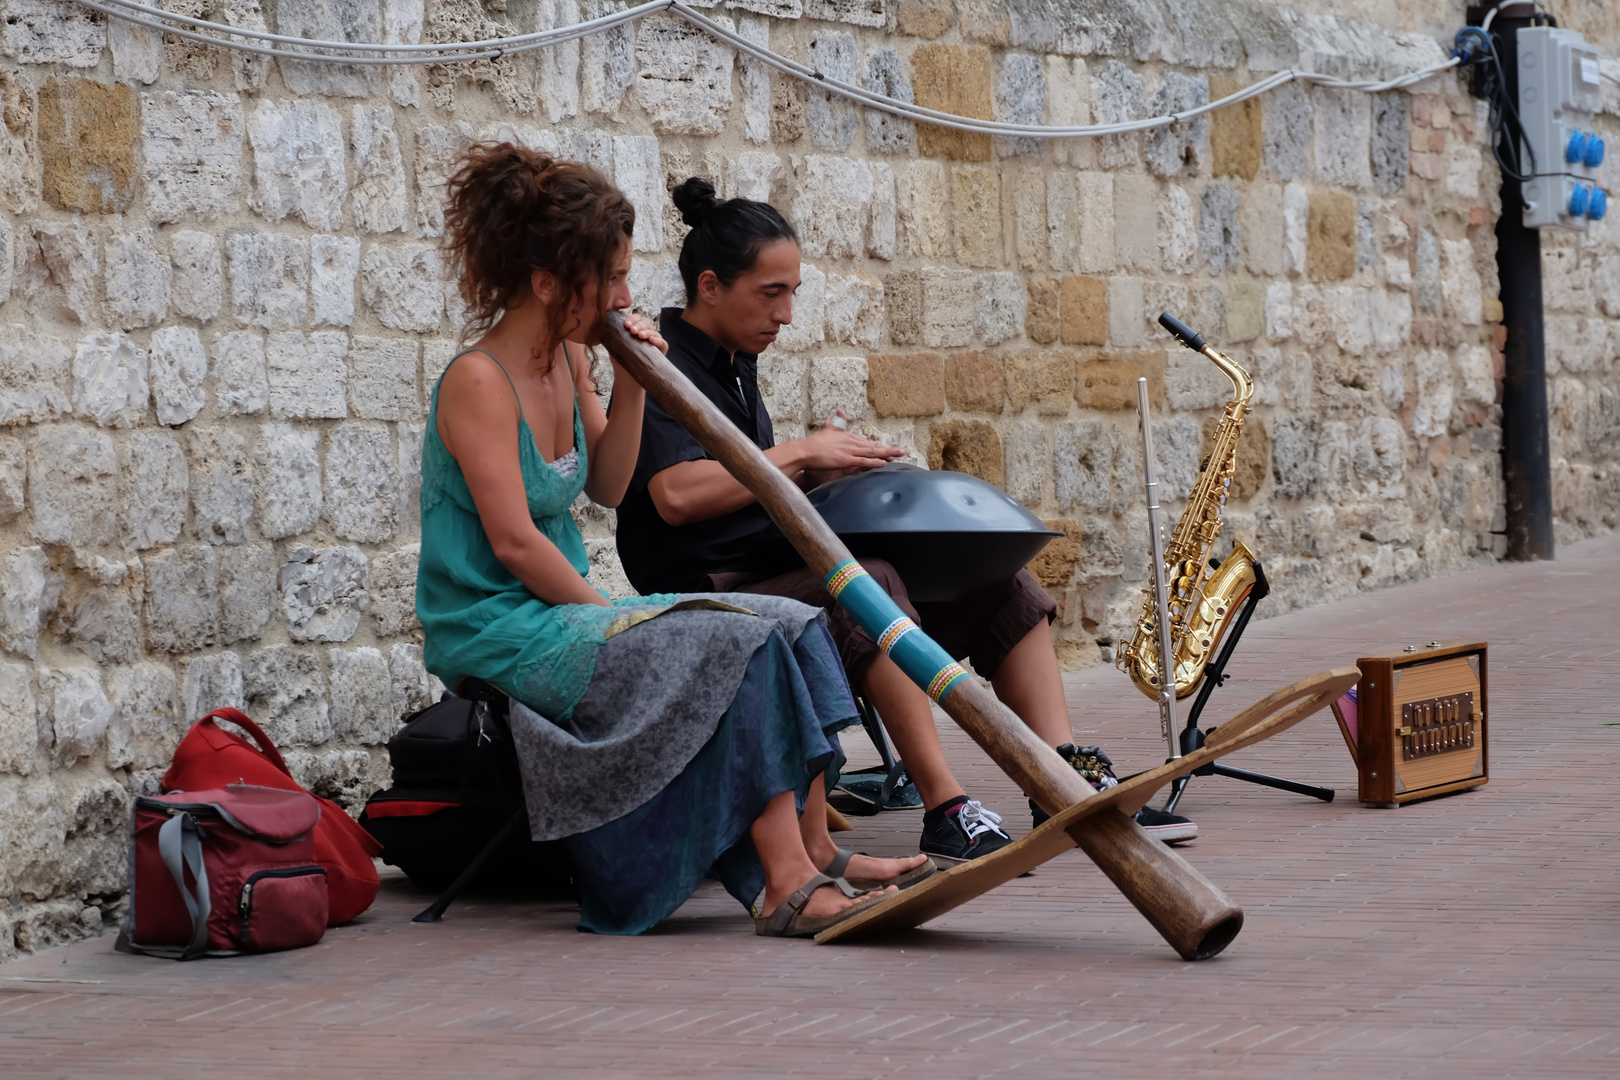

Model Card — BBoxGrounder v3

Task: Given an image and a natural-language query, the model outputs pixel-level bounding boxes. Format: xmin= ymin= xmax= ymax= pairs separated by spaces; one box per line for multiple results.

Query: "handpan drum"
xmin=765 ymin=464 xmax=1061 ymax=602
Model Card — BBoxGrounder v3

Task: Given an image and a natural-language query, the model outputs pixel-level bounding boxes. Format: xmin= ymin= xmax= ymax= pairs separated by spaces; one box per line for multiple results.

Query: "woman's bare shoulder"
xmin=439 ymin=348 xmax=518 ymax=411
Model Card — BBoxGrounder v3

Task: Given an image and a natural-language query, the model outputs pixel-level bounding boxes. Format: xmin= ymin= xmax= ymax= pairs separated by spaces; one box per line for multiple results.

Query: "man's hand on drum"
xmin=799 ymin=408 xmax=902 ymax=488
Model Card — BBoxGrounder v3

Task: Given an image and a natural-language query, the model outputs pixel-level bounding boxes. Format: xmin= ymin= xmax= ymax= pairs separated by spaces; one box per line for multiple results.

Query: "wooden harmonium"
xmin=1330 ymin=641 xmax=1488 ymax=807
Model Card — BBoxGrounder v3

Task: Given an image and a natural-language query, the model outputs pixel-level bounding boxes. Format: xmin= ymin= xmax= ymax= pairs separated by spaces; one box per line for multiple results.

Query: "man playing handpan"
xmin=614 ymin=178 xmax=1197 ymax=863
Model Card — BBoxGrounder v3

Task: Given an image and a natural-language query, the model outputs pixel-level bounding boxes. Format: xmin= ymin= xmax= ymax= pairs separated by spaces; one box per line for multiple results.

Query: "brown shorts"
xmin=708 ymin=561 xmax=1057 ymax=686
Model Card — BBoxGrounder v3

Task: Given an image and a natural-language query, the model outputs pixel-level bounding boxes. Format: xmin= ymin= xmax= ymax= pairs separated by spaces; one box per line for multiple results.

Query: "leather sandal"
xmin=754 ymin=873 xmax=878 ymax=938
xmin=823 ymin=847 xmax=938 ymax=892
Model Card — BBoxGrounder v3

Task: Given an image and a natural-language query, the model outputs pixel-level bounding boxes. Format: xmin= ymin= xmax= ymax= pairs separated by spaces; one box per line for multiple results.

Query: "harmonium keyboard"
xmin=1330 ymin=641 xmax=1488 ymax=807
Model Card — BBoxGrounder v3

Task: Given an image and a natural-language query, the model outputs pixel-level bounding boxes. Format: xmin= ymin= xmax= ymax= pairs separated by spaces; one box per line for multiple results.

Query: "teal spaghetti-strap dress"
xmin=416 ymin=349 xmax=855 ymax=934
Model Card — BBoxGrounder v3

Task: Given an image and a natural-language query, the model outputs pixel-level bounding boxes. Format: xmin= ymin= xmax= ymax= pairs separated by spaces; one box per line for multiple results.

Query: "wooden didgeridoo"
xmin=600 ymin=312 xmax=1243 ymax=960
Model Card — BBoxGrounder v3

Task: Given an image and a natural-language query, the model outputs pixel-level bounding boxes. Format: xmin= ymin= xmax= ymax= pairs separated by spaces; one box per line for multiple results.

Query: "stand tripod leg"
xmin=1208 ymin=762 xmax=1334 ymax=802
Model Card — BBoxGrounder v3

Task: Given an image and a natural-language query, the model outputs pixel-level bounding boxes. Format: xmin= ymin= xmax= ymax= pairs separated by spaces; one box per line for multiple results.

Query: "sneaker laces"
xmin=954 ymin=800 xmax=1008 ymax=842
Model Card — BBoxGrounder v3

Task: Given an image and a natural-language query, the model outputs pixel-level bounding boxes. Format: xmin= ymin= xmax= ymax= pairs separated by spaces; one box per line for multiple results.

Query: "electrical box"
xmin=1517 ymin=26 xmax=1607 ymax=231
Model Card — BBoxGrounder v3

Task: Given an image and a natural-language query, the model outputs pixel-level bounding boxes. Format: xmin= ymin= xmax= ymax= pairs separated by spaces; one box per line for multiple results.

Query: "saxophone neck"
xmin=1200 ymin=345 xmax=1253 ymax=409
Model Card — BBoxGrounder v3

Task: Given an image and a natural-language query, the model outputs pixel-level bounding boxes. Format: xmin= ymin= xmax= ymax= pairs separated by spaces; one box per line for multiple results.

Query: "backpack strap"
xmin=157 ymin=813 xmax=211 ymax=961
xmin=200 ymin=707 xmax=292 ymax=777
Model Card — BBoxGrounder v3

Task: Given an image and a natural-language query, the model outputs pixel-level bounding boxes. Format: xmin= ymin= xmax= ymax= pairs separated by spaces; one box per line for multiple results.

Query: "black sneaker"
xmin=919 ymin=798 xmax=1012 ymax=863
xmin=1133 ymin=805 xmax=1198 ymax=844
xmin=1057 ymin=744 xmax=1119 ymax=791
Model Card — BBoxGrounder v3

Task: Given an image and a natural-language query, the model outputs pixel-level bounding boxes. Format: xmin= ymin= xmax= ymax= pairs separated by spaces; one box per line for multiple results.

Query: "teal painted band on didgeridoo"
xmin=822 ymin=560 xmax=970 ymax=703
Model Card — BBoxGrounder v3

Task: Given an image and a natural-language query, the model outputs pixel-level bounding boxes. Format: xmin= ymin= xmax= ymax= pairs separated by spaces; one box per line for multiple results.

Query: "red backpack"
xmin=162 ymin=708 xmax=382 ymax=925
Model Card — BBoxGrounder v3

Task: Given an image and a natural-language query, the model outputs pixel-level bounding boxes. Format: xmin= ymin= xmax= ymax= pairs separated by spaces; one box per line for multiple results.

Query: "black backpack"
xmin=360 ymin=679 xmax=574 ymax=920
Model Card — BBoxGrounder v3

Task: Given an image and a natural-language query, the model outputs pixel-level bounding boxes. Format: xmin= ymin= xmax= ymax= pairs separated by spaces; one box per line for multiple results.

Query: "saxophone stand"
xmin=1158 ymin=560 xmax=1336 ymax=814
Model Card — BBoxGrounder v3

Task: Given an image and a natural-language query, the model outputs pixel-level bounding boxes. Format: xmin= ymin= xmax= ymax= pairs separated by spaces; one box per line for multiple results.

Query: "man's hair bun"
xmin=671 ymin=176 xmax=723 ymax=228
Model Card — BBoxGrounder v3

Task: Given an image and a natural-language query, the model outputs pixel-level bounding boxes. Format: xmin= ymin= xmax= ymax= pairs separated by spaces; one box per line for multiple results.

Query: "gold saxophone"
xmin=1118 ymin=333 xmax=1258 ymax=701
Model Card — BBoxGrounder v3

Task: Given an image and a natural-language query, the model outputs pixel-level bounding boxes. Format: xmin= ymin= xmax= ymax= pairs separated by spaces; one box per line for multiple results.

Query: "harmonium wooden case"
xmin=1331 ymin=641 xmax=1488 ymax=807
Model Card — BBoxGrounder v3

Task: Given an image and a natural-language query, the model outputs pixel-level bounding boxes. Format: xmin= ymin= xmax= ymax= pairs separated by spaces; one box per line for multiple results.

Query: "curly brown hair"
xmin=442 ymin=142 xmax=635 ymax=356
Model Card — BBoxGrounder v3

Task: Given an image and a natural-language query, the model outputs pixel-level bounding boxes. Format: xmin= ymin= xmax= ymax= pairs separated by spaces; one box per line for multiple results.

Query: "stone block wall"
xmin=0 ymin=0 xmax=1616 ymax=956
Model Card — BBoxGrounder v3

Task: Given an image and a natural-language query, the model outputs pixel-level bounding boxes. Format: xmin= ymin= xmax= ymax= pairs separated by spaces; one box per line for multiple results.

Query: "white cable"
xmin=73 ymin=0 xmax=1463 ymax=137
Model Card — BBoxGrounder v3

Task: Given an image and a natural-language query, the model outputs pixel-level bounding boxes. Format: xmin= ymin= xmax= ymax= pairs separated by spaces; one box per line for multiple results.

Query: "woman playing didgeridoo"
xmin=417 ymin=143 xmax=928 ymax=937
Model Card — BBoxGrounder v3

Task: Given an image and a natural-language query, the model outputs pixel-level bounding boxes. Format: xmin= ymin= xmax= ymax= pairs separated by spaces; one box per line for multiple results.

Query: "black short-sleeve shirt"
xmin=615 ymin=309 xmax=779 ymax=594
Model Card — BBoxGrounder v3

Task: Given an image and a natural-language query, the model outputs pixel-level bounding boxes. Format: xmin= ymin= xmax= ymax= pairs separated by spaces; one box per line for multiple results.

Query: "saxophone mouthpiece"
xmin=1158 ymin=312 xmax=1206 ymax=353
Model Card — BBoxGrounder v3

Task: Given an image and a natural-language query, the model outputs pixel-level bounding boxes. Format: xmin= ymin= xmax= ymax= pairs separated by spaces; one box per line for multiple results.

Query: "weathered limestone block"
xmin=145 ymin=545 xmax=220 ymax=652
xmin=325 ymin=423 xmax=397 ymax=543
xmin=807 ymin=30 xmax=858 ymax=152
xmin=1026 ymin=276 xmax=1059 ymax=344
xmin=1313 ymin=87 xmax=1372 ymax=189
xmin=1226 ymin=279 xmax=1263 ymax=342
xmin=977 ymin=271 xmax=1026 ymax=346
xmin=0 ymin=330 xmax=73 ymax=425
xmin=809 ymin=356 xmax=868 ymax=423
xmin=311 ymin=234 xmax=360 ymax=328
xmin=245 ymin=644 xmax=330 ymax=747
xmin=0 ymin=435 xmax=23 ymax=523
xmin=370 ymin=544 xmax=420 ymax=635
xmin=282 ymin=747 xmax=372 ymax=812
xmin=282 ymin=544 xmax=367 ymax=643
xmin=212 ymin=330 xmax=268 ymax=416
xmin=347 ymin=336 xmax=418 ymax=421
xmin=267 ymin=331 xmax=347 ymax=420
xmin=119 ymin=429 xmax=187 ymax=550
xmin=1282 ymin=181 xmax=1308 ymax=277
xmin=1000 ymin=420 xmax=1046 ymax=506
xmin=1 ymin=546 xmax=62 ymax=658
xmin=824 ymin=272 xmax=883 ymax=349
xmin=257 ymin=422 xmax=322 ymax=540
xmin=898 ymin=160 xmax=953 ymax=259
xmin=230 ymin=233 xmax=308 ymax=328
xmin=0 ymin=659 xmax=38 ymax=774
xmin=1005 ymin=350 xmax=1071 ymax=415
xmin=1241 ymin=181 xmax=1284 ymax=277
xmin=148 ymin=327 xmax=206 ymax=427
xmin=1055 ymin=418 xmax=1132 ymax=515
xmin=109 ymin=15 xmax=162 ymax=85
xmin=1106 ymin=276 xmax=1144 ymax=346
xmin=1441 ymin=238 xmax=1483 ymax=326
xmin=360 ymin=244 xmax=445 ymax=332
xmin=897 ymin=0 xmax=949 ymax=37
xmin=247 ymin=99 xmax=347 ymax=230
xmin=726 ymin=150 xmax=780 ymax=203
xmin=928 ymin=418 xmax=1003 ymax=487
xmin=188 ymin=426 xmax=253 ymax=544
xmin=1372 ymin=93 xmax=1409 ymax=194
xmin=863 ymin=46 xmax=916 ymax=155
xmin=1145 ymin=72 xmax=1208 ymax=178
xmin=35 ymin=221 xmax=100 ymax=324
xmin=867 ymin=353 xmax=945 ymax=417
xmin=773 ymin=263 xmax=824 ymax=353
xmin=633 ymin=11 xmax=734 ymax=135
xmin=1353 ymin=415 xmax=1406 ymax=499
xmin=803 ymin=0 xmax=882 ymax=27
xmin=219 ymin=541 xmax=275 ymax=644
xmin=1159 ymin=184 xmax=1198 ymax=274
xmin=1059 ymin=275 xmax=1107 ymax=346
xmin=1199 ymin=184 xmax=1241 ymax=276
xmin=913 ymin=44 xmax=994 ymax=162
xmin=29 ymin=424 xmax=116 ymax=547
xmin=182 ymin=651 xmax=244 ymax=721
xmin=1010 ymin=167 xmax=1047 ymax=271
xmin=1414 ymin=230 xmax=1442 ymax=315
xmin=612 ymin=135 xmax=663 ymax=254
xmin=169 ymin=231 xmax=223 ymax=323
xmin=1412 ymin=348 xmax=1453 ymax=439
xmin=996 ymin=51 xmax=1045 ymax=158
xmin=756 ymin=352 xmax=807 ymax=434
xmin=1263 ymin=82 xmax=1311 ymax=182
xmin=389 ymin=642 xmax=440 ymax=721
xmin=328 ymin=646 xmax=393 ymax=744
xmin=1308 ymin=191 xmax=1356 ymax=282
xmin=1456 ymin=344 xmax=1495 ymax=407
xmin=273 ymin=0 xmax=382 ymax=96
xmin=1270 ymin=414 xmax=1319 ymax=499
xmin=537 ymin=0 xmax=582 ymax=123
xmin=105 ymin=663 xmax=179 ymax=772
xmin=1165 ymin=344 xmax=1231 ymax=410
xmin=3 ymin=0 xmax=105 ymax=67
xmin=945 ymin=350 xmax=1004 ymax=413
xmin=920 ymin=268 xmax=975 ymax=348
xmin=952 ymin=164 xmax=1001 ymax=269
xmin=46 ymin=668 xmax=109 ymax=766
xmin=412 ymin=124 xmax=467 ymax=237
xmin=72 ymin=333 xmax=148 ymax=429
xmin=1209 ymin=73 xmax=1261 ymax=180
xmin=1090 ymin=60 xmax=1145 ymax=169
xmin=794 ymin=156 xmax=872 ymax=260
xmin=142 ymin=90 xmax=245 ymax=223
xmin=1370 ymin=288 xmax=1412 ymax=353
xmin=583 ymin=0 xmax=637 ymax=118
xmin=1074 ymin=350 xmax=1165 ymax=412
xmin=38 ymin=77 xmax=135 ymax=213
xmin=1199 ymin=412 xmax=1269 ymax=502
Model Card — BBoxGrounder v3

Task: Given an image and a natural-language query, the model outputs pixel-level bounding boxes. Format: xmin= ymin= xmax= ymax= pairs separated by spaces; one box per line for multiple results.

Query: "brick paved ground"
xmin=4 ymin=533 xmax=1618 ymax=1078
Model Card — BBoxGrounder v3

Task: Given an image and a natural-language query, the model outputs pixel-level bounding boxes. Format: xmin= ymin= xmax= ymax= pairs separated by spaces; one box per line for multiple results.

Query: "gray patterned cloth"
xmin=508 ymin=593 xmax=827 ymax=841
